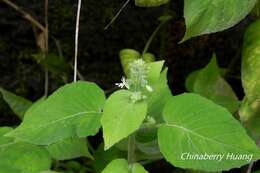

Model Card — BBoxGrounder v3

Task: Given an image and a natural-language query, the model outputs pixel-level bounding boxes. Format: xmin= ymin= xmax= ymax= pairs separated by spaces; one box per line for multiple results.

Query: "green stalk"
xmin=127 ymin=134 xmax=136 ymax=163
xmin=141 ymin=16 xmax=172 ymax=57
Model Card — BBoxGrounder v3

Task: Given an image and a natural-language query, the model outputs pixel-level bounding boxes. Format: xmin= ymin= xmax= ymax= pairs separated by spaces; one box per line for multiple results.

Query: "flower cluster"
xmin=115 ymin=59 xmax=153 ymax=102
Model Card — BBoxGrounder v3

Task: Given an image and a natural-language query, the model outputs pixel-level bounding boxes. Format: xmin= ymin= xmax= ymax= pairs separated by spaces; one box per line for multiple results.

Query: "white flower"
xmin=115 ymin=76 xmax=130 ymax=89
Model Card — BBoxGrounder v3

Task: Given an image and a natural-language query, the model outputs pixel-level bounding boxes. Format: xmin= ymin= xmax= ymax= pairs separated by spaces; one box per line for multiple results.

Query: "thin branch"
xmin=74 ymin=0 xmax=82 ymax=82
xmin=1 ymin=0 xmax=45 ymax=32
xmin=104 ymin=0 xmax=131 ymax=30
xmin=44 ymin=0 xmax=49 ymax=96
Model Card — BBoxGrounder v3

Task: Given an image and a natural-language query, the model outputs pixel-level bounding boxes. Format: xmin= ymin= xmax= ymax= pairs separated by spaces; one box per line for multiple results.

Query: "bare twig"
xmin=104 ymin=0 xmax=131 ymax=30
xmin=74 ymin=0 xmax=82 ymax=82
xmin=1 ymin=0 xmax=50 ymax=95
xmin=1 ymin=0 xmax=45 ymax=32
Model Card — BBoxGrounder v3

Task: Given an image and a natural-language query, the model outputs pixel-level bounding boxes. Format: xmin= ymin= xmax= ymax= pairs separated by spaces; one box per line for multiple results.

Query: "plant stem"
xmin=142 ymin=22 xmax=164 ymax=57
xmin=104 ymin=0 xmax=131 ymax=30
xmin=1 ymin=0 xmax=45 ymax=32
xmin=141 ymin=17 xmax=172 ymax=57
xmin=74 ymin=0 xmax=82 ymax=82
xmin=127 ymin=134 xmax=136 ymax=163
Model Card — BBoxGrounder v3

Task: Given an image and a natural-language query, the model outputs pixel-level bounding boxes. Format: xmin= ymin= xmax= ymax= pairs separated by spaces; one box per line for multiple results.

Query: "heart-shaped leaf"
xmin=7 ymin=81 xmax=105 ymax=145
xmin=182 ymin=0 xmax=257 ymax=42
xmin=101 ymin=90 xmax=147 ymax=150
xmin=158 ymin=93 xmax=260 ymax=171
xmin=0 ymin=127 xmax=51 ymax=173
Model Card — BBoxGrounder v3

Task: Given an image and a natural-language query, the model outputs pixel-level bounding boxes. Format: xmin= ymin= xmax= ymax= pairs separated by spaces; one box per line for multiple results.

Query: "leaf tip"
xmin=178 ymin=31 xmax=192 ymax=44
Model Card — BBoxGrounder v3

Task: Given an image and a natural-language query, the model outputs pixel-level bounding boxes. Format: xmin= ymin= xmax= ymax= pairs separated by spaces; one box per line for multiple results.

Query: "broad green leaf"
xmin=146 ymin=61 xmax=164 ymax=83
xmin=136 ymin=124 xmax=157 ymax=144
xmin=239 ymin=99 xmax=260 ymax=122
xmin=131 ymin=163 xmax=149 ymax=173
xmin=0 ymin=128 xmax=51 ymax=173
xmin=40 ymin=171 xmax=60 ymax=173
xmin=92 ymin=144 xmax=126 ymax=173
xmin=101 ymin=90 xmax=147 ymax=150
xmin=244 ymin=113 xmax=260 ymax=141
xmin=136 ymin=139 xmax=160 ymax=156
xmin=65 ymin=161 xmax=82 ymax=171
xmin=102 ymin=159 xmax=129 ymax=173
xmin=239 ymin=99 xmax=260 ymax=140
xmin=0 ymin=88 xmax=32 ymax=119
xmin=0 ymin=127 xmax=13 ymax=145
xmin=146 ymin=64 xmax=171 ymax=122
xmin=158 ymin=93 xmax=260 ymax=171
xmin=130 ymin=61 xmax=170 ymax=160
xmin=182 ymin=0 xmax=257 ymax=42
xmin=135 ymin=0 xmax=170 ymax=7
xmin=102 ymin=159 xmax=149 ymax=173
xmin=185 ymin=55 xmax=239 ymax=113
xmin=185 ymin=70 xmax=199 ymax=92
xmin=46 ymin=137 xmax=92 ymax=160
xmin=25 ymin=96 xmax=46 ymax=116
xmin=143 ymin=53 xmax=155 ymax=63
xmin=0 ymin=164 xmax=20 ymax=173
xmin=7 ymin=81 xmax=106 ymax=145
xmin=251 ymin=0 xmax=260 ymax=17
xmin=242 ymin=19 xmax=260 ymax=102
xmin=135 ymin=127 xmax=163 ymax=161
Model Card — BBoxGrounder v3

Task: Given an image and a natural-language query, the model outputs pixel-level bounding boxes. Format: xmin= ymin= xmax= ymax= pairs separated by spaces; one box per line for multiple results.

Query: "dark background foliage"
xmin=0 ymin=1 xmax=258 ymax=172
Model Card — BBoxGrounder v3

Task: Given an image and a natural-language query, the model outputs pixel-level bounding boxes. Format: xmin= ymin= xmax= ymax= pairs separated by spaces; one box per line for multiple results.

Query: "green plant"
xmin=1 ymin=0 xmax=260 ymax=173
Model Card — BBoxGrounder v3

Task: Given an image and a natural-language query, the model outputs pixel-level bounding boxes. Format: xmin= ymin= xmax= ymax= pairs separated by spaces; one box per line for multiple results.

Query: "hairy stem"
xmin=1 ymin=0 xmax=45 ymax=31
xmin=74 ymin=0 xmax=82 ymax=82
xmin=127 ymin=134 xmax=136 ymax=163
